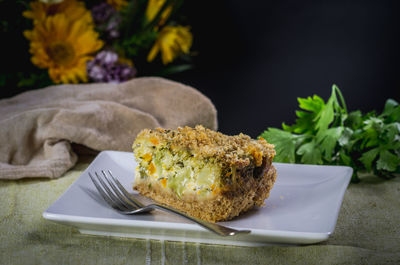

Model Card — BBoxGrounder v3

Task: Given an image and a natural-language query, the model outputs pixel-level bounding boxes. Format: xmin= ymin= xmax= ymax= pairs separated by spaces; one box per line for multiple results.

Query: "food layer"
xmin=132 ymin=125 xmax=277 ymax=222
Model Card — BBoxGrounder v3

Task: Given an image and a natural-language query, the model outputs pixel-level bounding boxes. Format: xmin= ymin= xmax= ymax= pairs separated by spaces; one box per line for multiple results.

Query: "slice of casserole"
xmin=132 ymin=125 xmax=277 ymax=222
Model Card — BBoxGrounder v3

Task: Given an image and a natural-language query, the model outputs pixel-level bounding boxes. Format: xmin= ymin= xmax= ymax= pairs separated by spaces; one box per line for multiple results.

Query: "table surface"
xmin=1 ymin=155 xmax=399 ymax=265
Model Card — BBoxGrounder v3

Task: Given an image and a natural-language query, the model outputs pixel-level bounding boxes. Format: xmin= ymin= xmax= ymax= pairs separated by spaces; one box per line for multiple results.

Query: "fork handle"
xmin=150 ymin=203 xmax=251 ymax=236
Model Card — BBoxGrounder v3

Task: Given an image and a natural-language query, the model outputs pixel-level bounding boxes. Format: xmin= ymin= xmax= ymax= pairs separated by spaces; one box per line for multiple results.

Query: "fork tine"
xmin=88 ymin=172 xmax=124 ymax=211
xmin=101 ymin=170 xmax=137 ymax=210
xmin=91 ymin=172 xmax=129 ymax=211
xmin=95 ymin=172 xmax=132 ymax=211
xmin=107 ymin=170 xmax=144 ymax=208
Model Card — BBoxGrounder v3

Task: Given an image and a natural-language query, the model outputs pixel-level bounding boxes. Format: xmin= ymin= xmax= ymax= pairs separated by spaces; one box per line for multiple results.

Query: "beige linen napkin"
xmin=0 ymin=77 xmax=217 ymax=179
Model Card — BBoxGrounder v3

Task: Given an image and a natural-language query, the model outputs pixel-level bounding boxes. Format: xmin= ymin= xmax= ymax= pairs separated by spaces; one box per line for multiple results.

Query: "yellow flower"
xmin=106 ymin=0 xmax=129 ymax=11
xmin=24 ymin=14 xmax=103 ymax=84
xmin=147 ymin=26 xmax=192 ymax=65
xmin=145 ymin=0 xmax=172 ymax=26
xmin=23 ymin=0 xmax=92 ymax=25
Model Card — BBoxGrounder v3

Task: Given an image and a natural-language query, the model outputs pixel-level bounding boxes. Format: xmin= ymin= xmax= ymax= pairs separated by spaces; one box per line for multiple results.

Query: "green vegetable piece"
xmin=296 ymin=141 xmax=322 ymax=165
xmin=338 ymin=127 xmax=354 ymax=148
xmin=298 ymin=95 xmax=325 ymax=113
xmin=377 ymin=150 xmax=400 ymax=172
xmin=260 ymin=128 xmax=297 ymax=163
xmin=339 ymin=151 xmax=352 ymax=165
xmin=315 ymin=86 xmax=339 ymax=134
xmin=286 ymin=95 xmax=325 ymax=134
xmin=359 ymin=148 xmax=380 ymax=172
xmin=318 ymin=127 xmax=344 ymax=160
xmin=381 ymin=99 xmax=400 ymax=122
xmin=345 ymin=110 xmax=363 ymax=129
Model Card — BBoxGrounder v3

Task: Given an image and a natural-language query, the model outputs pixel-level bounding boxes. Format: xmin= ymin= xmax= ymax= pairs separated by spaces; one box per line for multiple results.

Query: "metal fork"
xmin=88 ymin=170 xmax=251 ymax=236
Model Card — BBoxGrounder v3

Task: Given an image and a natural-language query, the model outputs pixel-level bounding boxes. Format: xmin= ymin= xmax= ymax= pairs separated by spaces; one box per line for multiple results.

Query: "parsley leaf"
xmin=377 ymin=150 xmax=400 ymax=172
xmin=315 ymin=90 xmax=336 ymax=134
xmin=359 ymin=147 xmax=380 ymax=171
xmin=259 ymin=85 xmax=400 ymax=182
xmin=283 ymin=96 xmax=323 ymax=134
xmin=296 ymin=140 xmax=322 ymax=164
xmin=318 ymin=127 xmax=344 ymax=161
xmin=260 ymin=128 xmax=299 ymax=163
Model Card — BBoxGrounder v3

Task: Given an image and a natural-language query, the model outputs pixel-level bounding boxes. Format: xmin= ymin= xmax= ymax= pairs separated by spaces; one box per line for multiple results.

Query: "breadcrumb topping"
xmin=135 ymin=125 xmax=275 ymax=168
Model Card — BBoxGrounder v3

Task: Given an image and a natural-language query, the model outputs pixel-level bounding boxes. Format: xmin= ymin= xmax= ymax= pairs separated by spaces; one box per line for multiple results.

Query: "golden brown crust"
xmin=134 ymin=165 xmax=277 ymax=222
xmin=134 ymin=125 xmax=275 ymax=168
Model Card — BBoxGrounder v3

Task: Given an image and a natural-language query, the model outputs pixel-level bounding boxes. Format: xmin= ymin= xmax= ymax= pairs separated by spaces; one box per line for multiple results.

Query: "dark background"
xmin=1 ymin=0 xmax=399 ymax=139
xmin=172 ymin=0 xmax=400 ymax=137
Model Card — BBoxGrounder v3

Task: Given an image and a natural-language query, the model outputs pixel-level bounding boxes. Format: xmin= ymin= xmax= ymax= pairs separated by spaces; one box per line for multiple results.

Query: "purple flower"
xmin=97 ymin=50 xmax=118 ymax=65
xmin=105 ymin=16 xmax=122 ymax=39
xmin=91 ymin=3 xmax=116 ymax=24
xmin=91 ymin=3 xmax=122 ymax=40
xmin=87 ymin=50 xmax=137 ymax=83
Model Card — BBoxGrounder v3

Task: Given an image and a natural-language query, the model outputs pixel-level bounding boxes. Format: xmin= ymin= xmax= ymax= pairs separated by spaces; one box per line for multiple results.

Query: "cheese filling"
xmin=134 ymin=139 xmax=223 ymax=198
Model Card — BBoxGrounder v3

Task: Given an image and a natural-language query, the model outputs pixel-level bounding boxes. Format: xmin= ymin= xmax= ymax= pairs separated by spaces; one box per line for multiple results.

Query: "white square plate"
xmin=43 ymin=151 xmax=352 ymax=246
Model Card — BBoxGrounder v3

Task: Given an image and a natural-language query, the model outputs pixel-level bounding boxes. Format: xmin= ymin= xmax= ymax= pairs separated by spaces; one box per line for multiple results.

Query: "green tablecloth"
xmin=1 ymin=156 xmax=399 ymax=265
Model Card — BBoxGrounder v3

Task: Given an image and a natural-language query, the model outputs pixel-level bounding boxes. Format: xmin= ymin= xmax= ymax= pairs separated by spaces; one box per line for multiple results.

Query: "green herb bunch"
xmin=260 ymin=85 xmax=400 ymax=182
